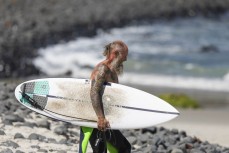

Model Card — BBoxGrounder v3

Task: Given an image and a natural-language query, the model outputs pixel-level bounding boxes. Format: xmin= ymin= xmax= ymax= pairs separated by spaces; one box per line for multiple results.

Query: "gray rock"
xmin=37 ymin=149 xmax=48 ymax=152
xmin=15 ymin=151 xmax=25 ymax=153
xmin=54 ymin=125 xmax=68 ymax=135
xmin=182 ymin=136 xmax=194 ymax=143
xmin=31 ymin=145 xmax=40 ymax=149
xmin=139 ymin=134 xmax=149 ymax=143
xmin=28 ymin=133 xmax=46 ymax=141
xmin=14 ymin=133 xmax=25 ymax=139
xmin=59 ymin=139 xmax=67 ymax=144
xmin=0 ymin=130 xmax=5 ymax=135
xmin=56 ymin=151 xmax=67 ymax=153
xmin=142 ymin=127 xmax=157 ymax=134
xmin=48 ymin=138 xmax=57 ymax=143
xmin=190 ymin=148 xmax=206 ymax=153
xmin=0 ymin=148 xmax=13 ymax=153
xmin=3 ymin=114 xmax=25 ymax=124
xmin=171 ymin=148 xmax=184 ymax=153
xmin=37 ymin=119 xmax=50 ymax=129
xmin=171 ymin=128 xmax=179 ymax=135
xmin=127 ymin=136 xmax=137 ymax=144
xmin=1 ymin=140 xmax=20 ymax=148
xmin=22 ymin=122 xmax=37 ymax=128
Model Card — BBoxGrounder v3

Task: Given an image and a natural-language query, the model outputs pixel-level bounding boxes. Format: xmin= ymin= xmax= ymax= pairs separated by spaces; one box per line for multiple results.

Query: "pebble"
xmin=54 ymin=125 xmax=68 ymax=136
xmin=14 ymin=133 xmax=25 ymax=139
xmin=15 ymin=151 xmax=25 ymax=153
xmin=171 ymin=148 xmax=184 ymax=153
xmin=1 ymin=140 xmax=19 ymax=149
xmin=0 ymin=149 xmax=13 ymax=153
xmin=37 ymin=119 xmax=51 ymax=129
xmin=37 ymin=149 xmax=48 ymax=153
xmin=0 ymin=130 xmax=5 ymax=135
xmin=2 ymin=114 xmax=25 ymax=124
xmin=28 ymin=133 xmax=46 ymax=141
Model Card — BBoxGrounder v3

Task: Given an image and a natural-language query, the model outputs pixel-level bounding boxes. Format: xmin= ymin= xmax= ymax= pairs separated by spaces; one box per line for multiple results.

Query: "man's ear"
xmin=114 ymin=51 xmax=119 ymax=57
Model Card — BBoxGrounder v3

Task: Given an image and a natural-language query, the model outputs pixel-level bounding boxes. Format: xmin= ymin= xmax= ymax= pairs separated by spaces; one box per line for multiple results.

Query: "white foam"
xmin=224 ymin=72 xmax=229 ymax=81
xmin=34 ymin=18 xmax=229 ymax=92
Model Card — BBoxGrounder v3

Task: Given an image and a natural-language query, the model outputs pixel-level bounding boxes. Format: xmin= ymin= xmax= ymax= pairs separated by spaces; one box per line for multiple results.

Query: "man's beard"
xmin=111 ymin=58 xmax=124 ymax=75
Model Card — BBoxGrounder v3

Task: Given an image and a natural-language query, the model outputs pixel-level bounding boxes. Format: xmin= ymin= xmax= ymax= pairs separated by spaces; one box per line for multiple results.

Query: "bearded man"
xmin=79 ymin=40 xmax=131 ymax=153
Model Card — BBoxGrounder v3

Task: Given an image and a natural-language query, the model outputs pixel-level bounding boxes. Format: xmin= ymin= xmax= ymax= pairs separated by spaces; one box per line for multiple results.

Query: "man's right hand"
xmin=97 ymin=117 xmax=110 ymax=131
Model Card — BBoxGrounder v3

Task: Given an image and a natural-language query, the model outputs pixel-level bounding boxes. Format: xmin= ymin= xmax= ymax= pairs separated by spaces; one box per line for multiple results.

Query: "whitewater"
xmin=35 ymin=14 xmax=229 ymax=92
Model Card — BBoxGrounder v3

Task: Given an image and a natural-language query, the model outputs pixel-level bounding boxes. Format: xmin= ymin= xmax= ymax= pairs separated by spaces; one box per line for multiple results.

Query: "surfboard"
xmin=14 ymin=78 xmax=179 ymax=129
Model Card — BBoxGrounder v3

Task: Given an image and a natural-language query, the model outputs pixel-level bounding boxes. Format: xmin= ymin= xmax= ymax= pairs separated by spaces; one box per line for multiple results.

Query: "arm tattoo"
xmin=90 ymin=65 xmax=108 ymax=118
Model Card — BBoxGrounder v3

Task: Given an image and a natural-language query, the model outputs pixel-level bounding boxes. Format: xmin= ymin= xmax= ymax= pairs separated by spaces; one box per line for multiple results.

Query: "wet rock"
xmin=0 ymin=148 xmax=13 ymax=153
xmin=56 ymin=151 xmax=67 ymax=153
xmin=171 ymin=148 xmax=184 ymax=153
xmin=21 ymin=121 xmax=37 ymax=128
xmin=59 ymin=139 xmax=67 ymax=144
xmin=31 ymin=145 xmax=40 ymax=149
xmin=127 ymin=136 xmax=137 ymax=144
xmin=37 ymin=119 xmax=50 ymax=129
xmin=28 ymin=133 xmax=46 ymax=141
xmin=37 ymin=149 xmax=48 ymax=152
xmin=48 ymin=138 xmax=57 ymax=143
xmin=2 ymin=114 xmax=25 ymax=124
xmin=54 ymin=125 xmax=68 ymax=135
xmin=0 ymin=130 xmax=5 ymax=135
xmin=14 ymin=133 xmax=25 ymax=139
xmin=200 ymin=45 xmax=219 ymax=53
xmin=142 ymin=126 xmax=157 ymax=134
xmin=15 ymin=151 xmax=25 ymax=153
xmin=1 ymin=140 xmax=20 ymax=148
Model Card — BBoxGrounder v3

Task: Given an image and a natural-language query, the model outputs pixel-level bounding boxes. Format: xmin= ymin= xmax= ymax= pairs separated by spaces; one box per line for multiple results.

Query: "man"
xmin=79 ymin=40 xmax=131 ymax=153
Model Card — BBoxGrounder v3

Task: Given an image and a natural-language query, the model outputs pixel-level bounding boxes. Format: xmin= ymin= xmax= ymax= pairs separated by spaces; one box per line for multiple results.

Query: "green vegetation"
xmin=159 ymin=93 xmax=200 ymax=109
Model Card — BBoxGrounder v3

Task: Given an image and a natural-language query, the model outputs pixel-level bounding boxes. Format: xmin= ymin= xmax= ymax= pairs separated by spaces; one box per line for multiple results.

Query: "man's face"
xmin=112 ymin=51 xmax=128 ymax=75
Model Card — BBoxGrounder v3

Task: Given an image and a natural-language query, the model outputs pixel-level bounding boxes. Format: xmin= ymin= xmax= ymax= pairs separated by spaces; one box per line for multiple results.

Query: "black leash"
xmin=95 ymin=131 xmax=107 ymax=153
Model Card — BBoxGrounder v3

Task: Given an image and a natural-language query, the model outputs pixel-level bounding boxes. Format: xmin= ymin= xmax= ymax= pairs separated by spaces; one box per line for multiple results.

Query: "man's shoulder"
xmin=96 ymin=63 xmax=110 ymax=72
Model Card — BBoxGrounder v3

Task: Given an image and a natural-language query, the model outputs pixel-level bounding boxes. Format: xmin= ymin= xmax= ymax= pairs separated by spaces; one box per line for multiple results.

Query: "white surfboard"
xmin=15 ymin=78 xmax=179 ymax=129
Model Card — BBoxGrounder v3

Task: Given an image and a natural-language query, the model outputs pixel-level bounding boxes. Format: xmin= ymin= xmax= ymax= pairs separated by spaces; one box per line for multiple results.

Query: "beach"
xmin=160 ymin=108 xmax=229 ymax=148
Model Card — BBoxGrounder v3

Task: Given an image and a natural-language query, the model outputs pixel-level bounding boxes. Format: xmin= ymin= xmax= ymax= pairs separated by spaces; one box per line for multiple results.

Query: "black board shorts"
xmin=79 ymin=127 xmax=131 ymax=153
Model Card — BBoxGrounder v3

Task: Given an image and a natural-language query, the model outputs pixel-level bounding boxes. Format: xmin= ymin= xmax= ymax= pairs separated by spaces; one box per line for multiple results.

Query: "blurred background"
xmin=0 ymin=0 xmax=229 ymax=147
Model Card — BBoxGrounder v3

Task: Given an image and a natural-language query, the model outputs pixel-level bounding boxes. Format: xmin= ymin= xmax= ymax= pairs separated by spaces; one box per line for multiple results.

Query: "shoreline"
xmin=124 ymin=83 xmax=229 ymax=108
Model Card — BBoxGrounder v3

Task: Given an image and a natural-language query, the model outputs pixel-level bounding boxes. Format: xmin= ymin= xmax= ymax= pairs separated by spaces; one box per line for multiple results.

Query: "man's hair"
xmin=103 ymin=41 xmax=127 ymax=58
xmin=103 ymin=43 xmax=113 ymax=58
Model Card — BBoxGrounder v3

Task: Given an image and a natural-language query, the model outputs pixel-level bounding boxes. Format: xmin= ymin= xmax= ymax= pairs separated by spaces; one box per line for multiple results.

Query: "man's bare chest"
xmin=106 ymin=72 xmax=118 ymax=83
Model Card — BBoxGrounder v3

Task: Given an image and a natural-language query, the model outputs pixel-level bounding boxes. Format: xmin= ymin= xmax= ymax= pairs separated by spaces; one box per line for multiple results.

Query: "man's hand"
xmin=97 ymin=117 xmax=110 ymax=131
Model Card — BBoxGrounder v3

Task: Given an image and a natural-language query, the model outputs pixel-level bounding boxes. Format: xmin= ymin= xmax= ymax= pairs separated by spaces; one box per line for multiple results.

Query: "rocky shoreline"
xmin=1 ymin=82 xmax=229 ymax=152
xmin=1 ymin=0 xmax=229 ymax=78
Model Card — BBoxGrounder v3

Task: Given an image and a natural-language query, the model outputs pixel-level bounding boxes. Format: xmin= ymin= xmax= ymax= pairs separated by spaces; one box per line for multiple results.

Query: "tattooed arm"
xmin=90 ymin=64 xmax=110 ymax=131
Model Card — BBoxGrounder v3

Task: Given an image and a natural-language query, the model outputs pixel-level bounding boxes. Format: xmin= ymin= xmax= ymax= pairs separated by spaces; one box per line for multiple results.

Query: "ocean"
xmin=35 ymin=13 xmax=229 ymax=92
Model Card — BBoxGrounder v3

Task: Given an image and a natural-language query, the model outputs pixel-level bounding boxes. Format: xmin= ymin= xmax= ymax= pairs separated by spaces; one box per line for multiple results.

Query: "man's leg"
xmin=79 ymin=127 xmax=94 ymax=153
xmin=106 ymin=130 xmax=131 ymax=153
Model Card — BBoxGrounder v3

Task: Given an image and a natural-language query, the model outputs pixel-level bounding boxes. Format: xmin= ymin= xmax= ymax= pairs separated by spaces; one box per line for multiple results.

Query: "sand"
xmin=159 ymin=108 xmax=229 ymax=147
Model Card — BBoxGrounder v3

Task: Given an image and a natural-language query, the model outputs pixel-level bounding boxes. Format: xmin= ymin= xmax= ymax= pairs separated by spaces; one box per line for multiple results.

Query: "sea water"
xmin=35 ymin=13 xmax=229 ymax=92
